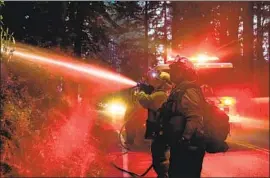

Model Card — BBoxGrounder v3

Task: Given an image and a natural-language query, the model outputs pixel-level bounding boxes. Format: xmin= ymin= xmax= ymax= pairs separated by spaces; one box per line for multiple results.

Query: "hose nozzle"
xmin=136 ymin=82 xmax=154 ymax=94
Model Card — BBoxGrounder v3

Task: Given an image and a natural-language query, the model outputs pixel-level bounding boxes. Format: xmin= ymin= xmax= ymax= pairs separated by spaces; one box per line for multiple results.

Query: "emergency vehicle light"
xmin=220 ymin=97 xmax=236 ymax=106
xmin=194 ymin=62 xmax=233 ymax=69
xmin=190 ymin=54 xmax=219 ymax=63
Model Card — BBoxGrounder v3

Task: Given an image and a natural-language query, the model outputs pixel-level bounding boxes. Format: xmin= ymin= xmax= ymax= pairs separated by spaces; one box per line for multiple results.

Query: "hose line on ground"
xmin=111 ymin=119 xmax=153 ymax=177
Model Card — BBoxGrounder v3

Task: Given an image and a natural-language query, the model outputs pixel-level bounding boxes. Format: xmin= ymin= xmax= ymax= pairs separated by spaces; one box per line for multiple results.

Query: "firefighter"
xmin=134 ymin=70 xmax=172 ymax=178
xmin=162 ymin=56 xmax=205 ymax=178
xmin=124 ymin=93 xmax=147 ymax=146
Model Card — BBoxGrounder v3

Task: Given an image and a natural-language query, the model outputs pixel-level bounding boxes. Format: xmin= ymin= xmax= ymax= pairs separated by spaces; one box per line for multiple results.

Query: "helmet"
xmin=169 ymin=55 xmax=195 ymax=70
xmin=146 ymin=69 xmax=172 ymax=88
xmin=169 ymin=55 xmax=197 ymax=81
xmin=158 ymin=71 xmax=171 ymax=84
xmin=147 ymin=70 xmax=171 ymax=83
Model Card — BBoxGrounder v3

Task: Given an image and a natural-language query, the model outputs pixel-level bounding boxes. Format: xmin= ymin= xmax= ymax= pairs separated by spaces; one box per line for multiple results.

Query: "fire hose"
xmin=111 ymin=84 xmax=154 ymax=177
xmin=111 ymin=118 xmax=153 ymax=177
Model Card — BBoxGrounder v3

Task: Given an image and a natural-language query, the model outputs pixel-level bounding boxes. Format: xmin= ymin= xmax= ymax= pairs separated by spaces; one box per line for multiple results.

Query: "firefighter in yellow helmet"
xmin=134 ymin=70 xmax=172 ymax=178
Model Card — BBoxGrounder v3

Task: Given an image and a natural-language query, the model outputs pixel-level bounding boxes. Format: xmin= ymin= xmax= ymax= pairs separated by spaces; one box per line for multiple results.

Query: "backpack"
xmin=160 ymin=83 xmax=230 ymax=153
xmin=202 ymin=101 xmax=230 ymax=153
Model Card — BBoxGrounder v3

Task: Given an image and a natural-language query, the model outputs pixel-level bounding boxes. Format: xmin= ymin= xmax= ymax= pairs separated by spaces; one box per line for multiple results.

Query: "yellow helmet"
xmin=158 ymin=71 xmax=171 ymax=84
xmin=147 ymin=70 xmax=172 ymax=87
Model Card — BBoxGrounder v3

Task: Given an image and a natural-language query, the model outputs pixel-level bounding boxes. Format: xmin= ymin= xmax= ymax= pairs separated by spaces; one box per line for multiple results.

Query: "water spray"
xmin=3 ymin=44 xmax=137 ymax=88
xmin=1 ymin=43 xmax=150 ymax=177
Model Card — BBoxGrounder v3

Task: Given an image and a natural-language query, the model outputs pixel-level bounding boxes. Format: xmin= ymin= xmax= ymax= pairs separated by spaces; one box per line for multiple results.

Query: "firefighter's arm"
xmin=135 ymin=91 xmax=167 ymax=111
xmin=179 ymin=88 xmax=204 ymax=140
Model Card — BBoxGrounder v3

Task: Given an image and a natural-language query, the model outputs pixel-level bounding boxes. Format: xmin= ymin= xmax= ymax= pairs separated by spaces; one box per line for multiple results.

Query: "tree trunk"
xmin=227 ymin=2 xmax=241 ymax=63
xmin=171 ymin=2 xmax=181 ymax=53
xmin=163 ymin=1 xmax=168 ymax=64
xmin=255 ymin=2 xmax=264 ymax=62
xmin=72 ymin=2 xmax=86 ymax=104
xmin=268 ymin=8 xmax=270 ymax=61
xmin=60 ymin=2 xmax=68 ymax=51
xmin=268 ymin=21 xmax=270 ymax=62
xmin=242 ymin=2 xmax=255 ymax=89
xmin=171 ymin=2 xmax=192 ymax=54
xmin=243 ymin=2 xmax=254 ymax=71
xmin=74 ymin=2 xmax=86 ymax=58
xmin=219 ymin=2 xmax=230 ymax=47
xmin=144 ymin=1 xmax=149 ymax=68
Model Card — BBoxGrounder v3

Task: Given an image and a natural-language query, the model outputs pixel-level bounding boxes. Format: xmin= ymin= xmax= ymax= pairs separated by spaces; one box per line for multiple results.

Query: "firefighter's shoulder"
xmin=181 ymin=88 xmax=202 ymax=108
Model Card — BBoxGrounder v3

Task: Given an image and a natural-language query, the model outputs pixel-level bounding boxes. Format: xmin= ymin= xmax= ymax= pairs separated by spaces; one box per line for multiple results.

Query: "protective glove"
xmin=137 ymin=83 xmax=154 ymax=94
xmin=134 ymin=90 xmax=145 ymax=97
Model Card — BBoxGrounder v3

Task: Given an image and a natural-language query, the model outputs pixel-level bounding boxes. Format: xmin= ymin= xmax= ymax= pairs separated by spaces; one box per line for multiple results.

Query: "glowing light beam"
xmin=13 ymin=50 xmax=137 ymax=87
